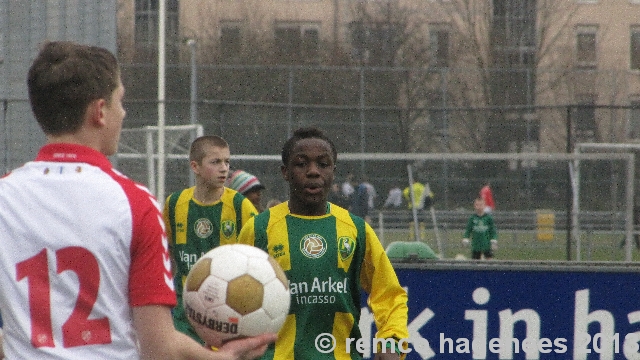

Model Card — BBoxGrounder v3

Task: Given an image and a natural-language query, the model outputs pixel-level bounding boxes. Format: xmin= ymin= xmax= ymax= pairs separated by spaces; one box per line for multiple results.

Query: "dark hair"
xmin=190 ymin=135 xmax=229 ymax=163
xmin=27 ymin=41 xmax=120 ymax=135
xmin=281 ymin=127 xmax=337 ymax=165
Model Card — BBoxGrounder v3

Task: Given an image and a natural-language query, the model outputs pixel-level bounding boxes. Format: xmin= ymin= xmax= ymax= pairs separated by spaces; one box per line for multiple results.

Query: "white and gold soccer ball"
xmin=183 ymin=244 xmax=290 ymax=346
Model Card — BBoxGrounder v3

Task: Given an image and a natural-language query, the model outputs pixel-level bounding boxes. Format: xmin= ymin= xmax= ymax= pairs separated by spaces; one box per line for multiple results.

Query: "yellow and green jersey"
xmin=237 ymin=201 xmax=408 ymax=360
xmin=163 ymin=186 xmax=257 ymax=342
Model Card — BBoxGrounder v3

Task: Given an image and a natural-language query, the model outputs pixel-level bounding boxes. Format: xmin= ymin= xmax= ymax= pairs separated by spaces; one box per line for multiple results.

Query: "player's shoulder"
xmin=105 ymin=166 xmax=145 ymax=191
xmin=106 ymin=168 xmax=160 ymax=209
xmin=221 ymin=186 xmax=246 ymax=203
xmin=0 ymin=165 xmax=27 ymax=194
xmin=0 ymin=169 xmax=16 ymax=182
xmin=329 ymin=202 xmax=350 ymax=216
xmin=255 ymin=202 xmax=287 ymax=227
xmin=166 ymin=187 xmax=195 ymax=206
xmin=330 ymin=203 xmax=366 ymax=229
xmin=222 ymin=186 xmax=237 ymax=197
xmin=221 ymin=187 xmax=253 ymax=211
xmin=0 ymin=162 xmax=35 ymax=181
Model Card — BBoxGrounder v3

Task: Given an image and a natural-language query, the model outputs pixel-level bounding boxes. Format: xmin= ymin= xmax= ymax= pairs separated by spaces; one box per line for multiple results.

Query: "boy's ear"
xmin=87 ymin=99 xmax=107 ymax=127
xmin=190 ymin=160 xmax=199 ymax=173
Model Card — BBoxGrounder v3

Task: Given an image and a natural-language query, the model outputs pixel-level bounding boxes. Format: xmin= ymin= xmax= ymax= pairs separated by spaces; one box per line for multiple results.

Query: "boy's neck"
xmin=193 ymin=185 xmax=224 ymax=204
xmin=289 ymin=200 xmax=329 ymax=216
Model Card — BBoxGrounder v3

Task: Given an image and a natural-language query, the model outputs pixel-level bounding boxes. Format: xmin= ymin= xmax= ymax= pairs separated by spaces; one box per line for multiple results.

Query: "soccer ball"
xmin=183 ymin=244 xmax=290 ymax=346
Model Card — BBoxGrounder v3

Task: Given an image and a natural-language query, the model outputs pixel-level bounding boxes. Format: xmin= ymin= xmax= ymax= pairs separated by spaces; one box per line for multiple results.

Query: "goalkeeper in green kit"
xmin=462 ymin=197 xmax=498 ymax=260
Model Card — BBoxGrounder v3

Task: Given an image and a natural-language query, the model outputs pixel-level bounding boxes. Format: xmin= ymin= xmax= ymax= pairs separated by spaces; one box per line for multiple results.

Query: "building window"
xmin=492 ymin=0 xmax=536 ymax=62
xmin=574 ymin=94 xmax=597 ymax=141
xmin=134 ymin=0 xmax=179 ymax=60
xmin=631 ymin=27 xmax=640 ymax=70
xmin=349 ymin=21 xmax=399 ymax=66
xmin=135 ymin=0 xmax=157 ymax=47
xmin=220 ymin=21 xmax=243 ymax=59
xmin=430 ymin=28 xmax=449 ymax=68
xmin=491 ymin=0 xmax=536 ymax=109
xmin=274 ymin=23 xmax=319 ymax=63
xmin=350 ymin=22 xmax=368 ymax=63
xmin=576 ymin=26 xmax=597 ymax=68
xmin=630 ymin=101 xmax=640 ymax=139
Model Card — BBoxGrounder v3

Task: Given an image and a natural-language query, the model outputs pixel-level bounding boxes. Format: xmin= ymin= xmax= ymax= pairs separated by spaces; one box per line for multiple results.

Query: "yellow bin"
xmin=536 ymin=210 xmax=555 ymax=241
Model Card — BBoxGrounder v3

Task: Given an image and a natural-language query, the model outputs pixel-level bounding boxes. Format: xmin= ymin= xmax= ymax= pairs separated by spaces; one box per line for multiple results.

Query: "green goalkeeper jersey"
xmin=238 ymin=201 xmax=409 ymax=360
xmin=163 ymin=186 xmax=257 ymax=342
xmin=463 ymin=213 xmax=498 ymax=252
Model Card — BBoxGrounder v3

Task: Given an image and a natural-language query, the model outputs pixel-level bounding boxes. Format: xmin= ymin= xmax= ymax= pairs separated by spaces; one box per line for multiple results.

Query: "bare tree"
xmin=340 ymin=1 xmax=444 ymax=154
xmin=419 ymin=0 xmax=586 ymax=157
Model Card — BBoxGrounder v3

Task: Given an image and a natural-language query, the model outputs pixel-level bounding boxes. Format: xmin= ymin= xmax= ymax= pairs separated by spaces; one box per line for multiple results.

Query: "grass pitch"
xmin=378 ymin=229 xmax=640 ymax=262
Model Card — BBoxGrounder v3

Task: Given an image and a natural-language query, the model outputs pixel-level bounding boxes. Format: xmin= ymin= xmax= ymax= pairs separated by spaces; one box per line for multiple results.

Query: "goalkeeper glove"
xmin=462 ymin=238 xmax=470 ymax=246
xmin=491 ymin=239 xmax=498 ymax=250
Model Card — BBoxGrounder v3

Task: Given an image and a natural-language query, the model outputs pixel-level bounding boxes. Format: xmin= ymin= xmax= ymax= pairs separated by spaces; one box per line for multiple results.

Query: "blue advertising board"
xmin=359 ymin=261 xmax=640 ymax=360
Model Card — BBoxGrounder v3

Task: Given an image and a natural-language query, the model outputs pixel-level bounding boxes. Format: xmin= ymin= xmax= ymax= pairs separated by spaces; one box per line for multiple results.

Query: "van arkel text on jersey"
xmin=180 ymin=251 xmax=207 ymax=271
xmin=185 ymin=302 xmax=239 ymax=334
xmin=289 ymin=276 xmax=348 ymax=305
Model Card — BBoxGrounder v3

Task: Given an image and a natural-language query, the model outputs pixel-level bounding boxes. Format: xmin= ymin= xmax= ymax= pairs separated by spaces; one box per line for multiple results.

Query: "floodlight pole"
xmin=359 ymin=68 xmax=366 ymax=174
xmin=287 ymin=69 xmax=293 ymax=138
xmin=569 ymin=159 xmax=580 ymax=261
xmin=188 ymin=39 xmax=197 ymax=128
xmin=565 ymin=106 xmax=572 ymax=261
xmin=187 ymin=38 xmax=197 ymax=187
xmin=157 ymin=0 xmax=167 ymax=204
xmin=626 ymin=154 xmax=635 ymax=262
xmin=2 ymin=100 xmax=7 ymax=175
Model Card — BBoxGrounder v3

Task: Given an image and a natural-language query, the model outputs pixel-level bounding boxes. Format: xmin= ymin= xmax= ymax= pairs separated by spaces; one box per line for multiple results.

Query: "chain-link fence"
xmin=109 ymin=64 xmax=640 ymax=211
xmin=3 ymin=65 xmax=640 ymax=213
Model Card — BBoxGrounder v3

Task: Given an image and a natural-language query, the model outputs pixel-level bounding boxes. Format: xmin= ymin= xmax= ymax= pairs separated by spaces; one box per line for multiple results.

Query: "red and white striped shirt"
xmin=0 ymin=144 xmax=176 ymax=359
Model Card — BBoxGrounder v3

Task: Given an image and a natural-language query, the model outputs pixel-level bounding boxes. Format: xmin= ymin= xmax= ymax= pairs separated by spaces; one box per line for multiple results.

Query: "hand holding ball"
xmin=182 ymin=244 xmax=290 ymax=347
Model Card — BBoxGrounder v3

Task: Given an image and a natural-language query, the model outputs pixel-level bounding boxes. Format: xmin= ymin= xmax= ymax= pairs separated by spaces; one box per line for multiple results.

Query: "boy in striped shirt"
xmin=238 ymin=127 xmax=408 ymax=359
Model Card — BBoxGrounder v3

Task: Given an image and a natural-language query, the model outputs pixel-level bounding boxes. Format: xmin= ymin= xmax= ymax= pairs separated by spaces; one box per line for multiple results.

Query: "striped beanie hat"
xmin=226 ymin=170 xmax=265 ymax=195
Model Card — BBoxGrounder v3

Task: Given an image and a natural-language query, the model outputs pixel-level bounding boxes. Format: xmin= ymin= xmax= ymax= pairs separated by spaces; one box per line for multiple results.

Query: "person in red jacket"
xmin=480 ymin=181 xmax=495 ymax=214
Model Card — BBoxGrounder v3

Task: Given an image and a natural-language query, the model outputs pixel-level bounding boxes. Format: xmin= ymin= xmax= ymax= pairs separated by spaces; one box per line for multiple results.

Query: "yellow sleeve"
xmin=360 ymin=223 xmax=409 ymax=352
xmin=240 ymin=197 xmax=258 ymax=226
xmin=237 ymin=215 xmax=257 ymax=246
xmin=162 ymin=195 xmax=172 ymax=244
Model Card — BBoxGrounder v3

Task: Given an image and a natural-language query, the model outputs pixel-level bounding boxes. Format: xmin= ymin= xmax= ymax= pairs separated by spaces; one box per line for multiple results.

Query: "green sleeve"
xmin=463 ymin=216 xmax=473 ymax=238
xmin=489 ymin=216 xmax=497 ymax=240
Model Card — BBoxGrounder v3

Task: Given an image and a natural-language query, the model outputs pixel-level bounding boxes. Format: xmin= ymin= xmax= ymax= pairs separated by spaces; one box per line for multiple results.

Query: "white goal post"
xmin=112 ymin=130 xmax=635 ymax=261
xmin=114 ymin=124 xmax=204 ymax=199
xmin=232 ymin=151 xmax=636 ymax=262
xmin=574 ymin=143 xmax=639 ymax=262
